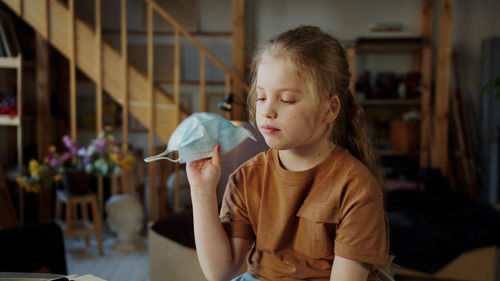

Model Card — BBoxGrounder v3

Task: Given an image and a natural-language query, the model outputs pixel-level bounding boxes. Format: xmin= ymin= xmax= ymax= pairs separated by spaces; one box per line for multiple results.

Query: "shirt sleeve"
xmin=219 ymin=172 xmax=254 ymax=241
xmin=334 ymin=184 xmax=390 ymax=268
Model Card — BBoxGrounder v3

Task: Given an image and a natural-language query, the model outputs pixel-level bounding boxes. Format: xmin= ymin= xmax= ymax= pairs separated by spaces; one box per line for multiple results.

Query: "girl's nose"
xmin=262 ymin=102 xmax=277 ymax=119
xmin=266 ymin=111 xmax=277 ymax=119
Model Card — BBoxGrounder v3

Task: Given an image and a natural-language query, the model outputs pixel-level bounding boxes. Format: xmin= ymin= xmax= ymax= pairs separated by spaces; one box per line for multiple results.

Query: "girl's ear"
xmin=323 ymin=95 xmax=340 ymax=124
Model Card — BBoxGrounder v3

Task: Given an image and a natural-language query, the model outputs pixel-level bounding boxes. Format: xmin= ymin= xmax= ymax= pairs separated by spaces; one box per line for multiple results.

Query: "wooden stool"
xmin=55 ymin=190 xmax=104 ymax=255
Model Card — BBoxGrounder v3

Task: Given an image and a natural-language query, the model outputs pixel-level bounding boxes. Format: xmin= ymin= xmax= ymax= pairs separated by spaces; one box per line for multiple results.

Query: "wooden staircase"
xmin=1 ymin=0 xmax=248 ymax=220
xmin=1 ymin=0 xmax=244 ymax=142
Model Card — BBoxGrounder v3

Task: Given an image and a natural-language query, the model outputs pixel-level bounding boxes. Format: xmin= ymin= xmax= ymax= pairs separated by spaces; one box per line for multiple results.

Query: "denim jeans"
xmin=231 ymin=272 xmax=261 ymax=281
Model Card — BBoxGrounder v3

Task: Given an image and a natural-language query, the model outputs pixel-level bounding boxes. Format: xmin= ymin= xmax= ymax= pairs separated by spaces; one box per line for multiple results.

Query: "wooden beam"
xmin=2 ymin=0 xmax=21 ymax=14
xmin=419 ymin=0 xmax=434 ymax=168
xmin=23 ymin=0 xmax=48 ymax=39
xmin=147 ymin=3 xmax=158 ymax=221
xmin=121 ymin=0 xmax=129 ymax=149
xmin=431 ymin=0 xmax=453 ymax=175
xmin=36 ymin=33 xmax=51 ymax=161
xmin=346 ymin=47 xmax=356 ymax=95
xmin=232 ymin=0 xmax=245 ymax=120
xmin=421 ymin=0 xmax=434 ymax=42
xmin=200 ymin=52 xmax=206 ymax=112
xmin=95 ymin=0 xmax=104 ymax=218
xmin=173 ymin=28 xmax=181 ymax=212
xmin=95 ymin=0 xmax=102 ymax=135
xmin=174 ymin=29 xmax=180 ymax=125
xmin=16 ymin=55 xmax=23 ymax=225
xmin=45 ymin=0 xmax=50 ymax=39
xmin=69 ymin=0 xmax=76 ymax=140
xmin=420 ymin=46 xmax=432 ymax=167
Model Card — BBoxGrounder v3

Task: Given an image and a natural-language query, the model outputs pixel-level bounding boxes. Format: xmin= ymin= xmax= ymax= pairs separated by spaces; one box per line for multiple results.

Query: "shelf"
xmin=377 ymin=150 xmax=419 ymax=156
xmin=355 ymin=37 xmax=424 ymax=53
xmin=0 ymin=115 xmax=19 ymax=126
xmin=360 ymin=99 xmax=421 ymax=106
xmin=0 ymin=56 xmax=21 ymax=68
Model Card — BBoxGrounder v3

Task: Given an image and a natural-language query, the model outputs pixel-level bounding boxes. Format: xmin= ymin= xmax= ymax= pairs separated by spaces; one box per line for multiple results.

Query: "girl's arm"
xmin=187 ymin=145 xmax=250 ymax=281
xmin=330 ymin=255 xmax=370 ymax=281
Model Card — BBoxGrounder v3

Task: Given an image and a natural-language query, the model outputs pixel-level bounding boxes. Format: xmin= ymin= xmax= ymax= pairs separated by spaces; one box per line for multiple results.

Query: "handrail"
xmin=144 ymin=0 xmax=249 ymax=93
xmin=4 ymin=0 xmax=245 ymax=219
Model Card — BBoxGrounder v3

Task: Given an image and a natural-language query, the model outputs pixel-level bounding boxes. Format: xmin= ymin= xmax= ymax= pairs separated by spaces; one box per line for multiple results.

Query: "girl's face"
xmin=255 ymin=55 xmax=334 ymax=152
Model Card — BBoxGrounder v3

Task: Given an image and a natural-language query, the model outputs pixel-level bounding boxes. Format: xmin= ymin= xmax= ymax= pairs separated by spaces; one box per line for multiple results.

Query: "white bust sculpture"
xmin=167 ymin=169 xmax=191 ymax=211
xmin=105 ymin=194 xmax=144 ymax=251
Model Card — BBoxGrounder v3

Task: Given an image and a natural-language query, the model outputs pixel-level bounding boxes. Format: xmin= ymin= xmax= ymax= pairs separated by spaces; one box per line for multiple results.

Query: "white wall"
xmin=251 ymin=0 xmax=422 ymax=44
xmin=250 ymin=0 xmax=500 ymax=105
xmin=74 ymin=0 xmax=500 ymax=159
xmin=452 ymin=0 xmax=500 ymax=114
xmin=73 ymin=0 xmax=500 ymax=115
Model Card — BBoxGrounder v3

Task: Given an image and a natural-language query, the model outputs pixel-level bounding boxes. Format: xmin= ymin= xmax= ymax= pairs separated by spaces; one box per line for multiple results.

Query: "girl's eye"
xmin=256 ymin=97 xmax=266 ymax=102
xmin=281 ymin=99 xmax=295 ymax=104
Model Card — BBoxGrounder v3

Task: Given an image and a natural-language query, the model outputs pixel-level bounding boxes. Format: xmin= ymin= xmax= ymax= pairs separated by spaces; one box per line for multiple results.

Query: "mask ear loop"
xmin=144 ymin=150 xmax=180 ymax=163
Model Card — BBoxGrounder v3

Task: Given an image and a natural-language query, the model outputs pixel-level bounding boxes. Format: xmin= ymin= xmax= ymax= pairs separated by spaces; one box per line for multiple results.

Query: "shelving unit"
xmin=346 ymin=36 xmax=432 ymax=176
xmin=0 ymin=55 xmax=23 ymax=222
xmin=0 ymin=55 xmax=22 ymax=169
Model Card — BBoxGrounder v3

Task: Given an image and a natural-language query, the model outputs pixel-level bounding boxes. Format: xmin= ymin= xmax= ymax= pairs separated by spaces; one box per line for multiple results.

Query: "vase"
xmin=62 ymin=169 xmax=95 ymax=195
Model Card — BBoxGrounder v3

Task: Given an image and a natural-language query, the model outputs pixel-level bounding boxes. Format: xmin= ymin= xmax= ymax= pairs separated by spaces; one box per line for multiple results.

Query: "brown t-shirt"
xmin=220 ymin=146 xmax=391 ymax=281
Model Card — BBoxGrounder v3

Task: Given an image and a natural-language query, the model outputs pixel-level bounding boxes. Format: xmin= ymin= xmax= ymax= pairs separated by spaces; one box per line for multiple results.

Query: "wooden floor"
xmin=64 ymin=232 xmax=150 ymax=281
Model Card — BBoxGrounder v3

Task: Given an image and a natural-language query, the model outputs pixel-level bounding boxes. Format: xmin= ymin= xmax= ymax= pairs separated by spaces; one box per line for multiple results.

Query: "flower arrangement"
xmin=17 ymin=133 xmax=135 ymax=193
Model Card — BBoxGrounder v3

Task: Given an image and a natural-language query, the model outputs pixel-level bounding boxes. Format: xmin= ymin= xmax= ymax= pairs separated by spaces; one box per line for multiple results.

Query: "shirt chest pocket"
xmin=293 ymin=203 xmax=339 ymax=259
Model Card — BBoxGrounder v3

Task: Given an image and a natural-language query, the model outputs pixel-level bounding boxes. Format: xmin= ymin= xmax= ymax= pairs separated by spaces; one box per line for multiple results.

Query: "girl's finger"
xmin=211 ymin=144 xmax=221 ymax=166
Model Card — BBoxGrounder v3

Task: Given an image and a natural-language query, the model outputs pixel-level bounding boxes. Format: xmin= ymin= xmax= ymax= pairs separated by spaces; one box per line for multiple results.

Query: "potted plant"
xmin=18 ymin=133 xmax=135 ymax=195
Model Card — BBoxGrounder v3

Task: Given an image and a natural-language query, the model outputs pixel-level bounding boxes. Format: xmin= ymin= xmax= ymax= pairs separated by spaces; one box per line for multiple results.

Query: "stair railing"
xmin=142 ymin=0 xmax=249 ymax=219
xmin=1 ymin=0 xmax=248 ymax=221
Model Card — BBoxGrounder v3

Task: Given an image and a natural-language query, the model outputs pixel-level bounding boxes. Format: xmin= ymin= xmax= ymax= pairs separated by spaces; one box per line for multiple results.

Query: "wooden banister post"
xmin=69 ymin=0 xmax=76 ymax=141
xmin=36 ymin=33 xmax=51 ymax=161
xmin=95 ymin=0 xmax=102 ymax=135
xmin=147 ymin=2 xmax=158 ymax=221
xmin=121 ymin=0 xmax=129 ymax=150
xmin=173 ymin=28 xmax=181 ymax=213
xmin=95 ymin=0 xmax=105 ymax=217
xmin=346 ymin=47 xmax=356 ymax=95
xmin=232 ymin=0 xmax=246 ymax=120
xmin=431 ymin=0 xmax=453 ymax=176
xmin=200 ymin=52 xmax=206 ymax=112
xmin=419 ymin=0 xmax=434 ymax=168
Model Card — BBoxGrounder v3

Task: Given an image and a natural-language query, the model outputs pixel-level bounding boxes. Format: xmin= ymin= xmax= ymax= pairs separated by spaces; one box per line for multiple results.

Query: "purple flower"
xmin=62 ymin=135 xmax=78 ymax=153
xmin=77 ymin=147 xmax=87 ymax=157
xmin=95 ymin=138 xmax=106 ymax=153
xmin=49 ymin=158 xmax=63 ymax=169
xmin=61 ymin=152 xmax=72 ymax=162
xmin=81 ymin=157 xmax=90 ymax=167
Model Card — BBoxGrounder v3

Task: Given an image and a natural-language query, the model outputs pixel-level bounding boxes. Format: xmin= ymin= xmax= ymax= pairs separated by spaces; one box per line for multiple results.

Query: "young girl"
xmin=186 ymin=26 xmax=391 ymax=281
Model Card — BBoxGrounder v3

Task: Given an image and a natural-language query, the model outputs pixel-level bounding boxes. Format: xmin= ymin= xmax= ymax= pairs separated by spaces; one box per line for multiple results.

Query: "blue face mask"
xmin=144 ymin=112 xmax=256 ymax=164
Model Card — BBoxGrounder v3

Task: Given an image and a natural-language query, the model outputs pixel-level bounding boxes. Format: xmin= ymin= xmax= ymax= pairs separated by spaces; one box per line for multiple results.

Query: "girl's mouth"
xmin=261 ymin=125 xmax=280 ymax=134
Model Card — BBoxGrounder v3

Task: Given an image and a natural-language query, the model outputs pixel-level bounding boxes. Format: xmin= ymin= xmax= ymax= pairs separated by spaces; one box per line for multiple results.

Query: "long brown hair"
xmin=247 ymin=25 xmax=385 ymax=185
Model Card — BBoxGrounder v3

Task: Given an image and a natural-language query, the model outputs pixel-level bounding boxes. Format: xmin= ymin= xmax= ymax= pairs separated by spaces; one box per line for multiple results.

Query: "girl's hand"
xmin=186 ymin=145 xmax=221 ymax=193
